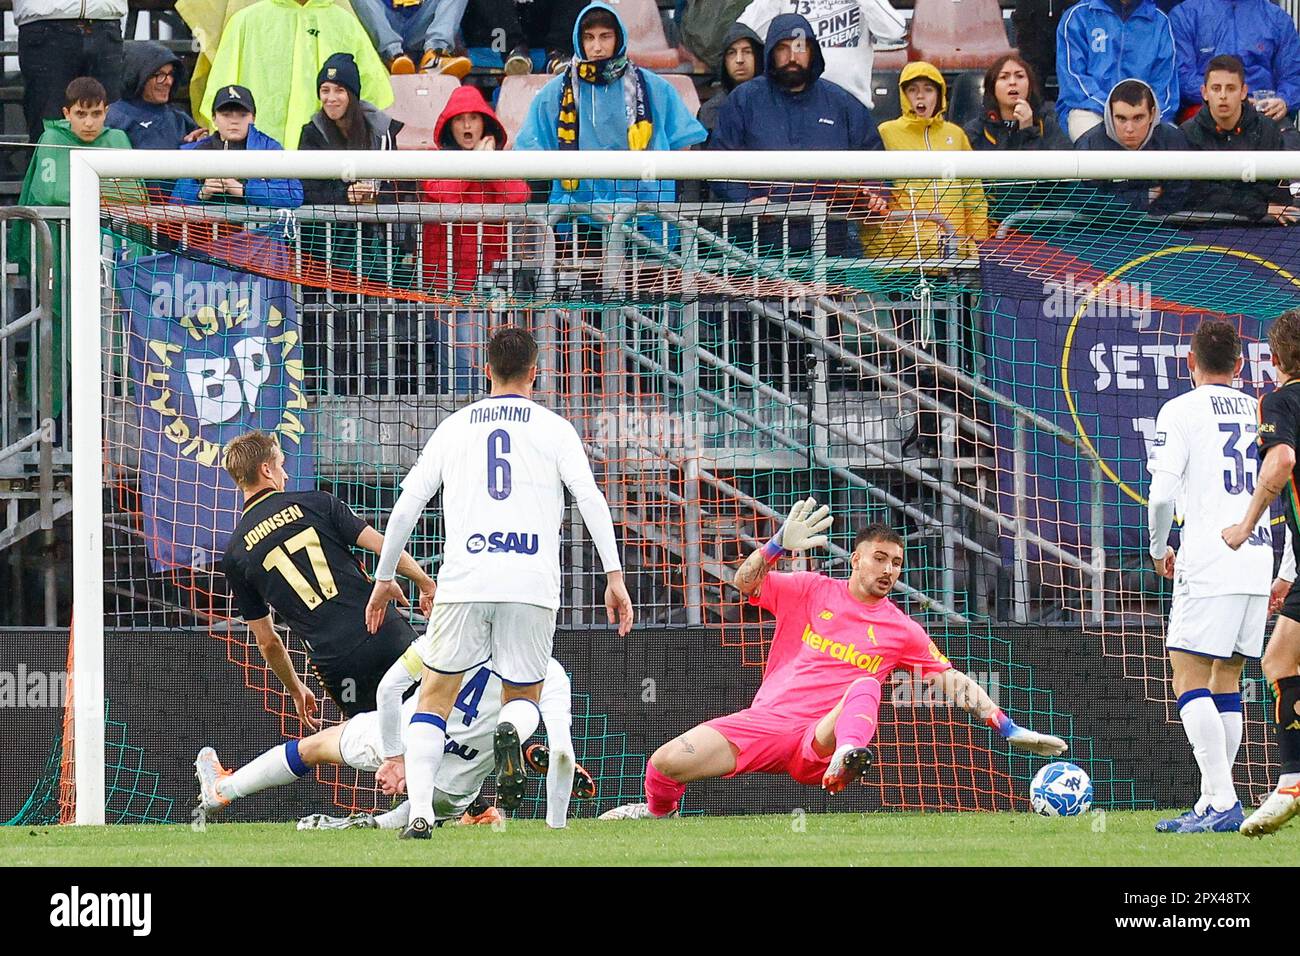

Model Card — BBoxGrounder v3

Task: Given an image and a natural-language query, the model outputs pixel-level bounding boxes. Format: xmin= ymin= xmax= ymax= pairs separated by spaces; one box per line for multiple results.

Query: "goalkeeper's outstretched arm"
xmin=735 ymin=497 xmax=834 ymax=596
xmin=925 ymin=669 xmax=1068 ymax=758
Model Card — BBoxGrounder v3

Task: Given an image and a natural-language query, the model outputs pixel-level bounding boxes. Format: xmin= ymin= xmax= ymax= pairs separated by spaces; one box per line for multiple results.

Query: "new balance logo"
xmin=1285 ymin=719 xmax=1300 ymax=731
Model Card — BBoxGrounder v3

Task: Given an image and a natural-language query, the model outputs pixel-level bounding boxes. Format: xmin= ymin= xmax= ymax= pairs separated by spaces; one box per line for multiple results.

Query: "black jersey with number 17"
xmin=221 ymin=489 xmax=400 ymax=670
xmin=1257 ymin=379 xmax=1300 ymax=567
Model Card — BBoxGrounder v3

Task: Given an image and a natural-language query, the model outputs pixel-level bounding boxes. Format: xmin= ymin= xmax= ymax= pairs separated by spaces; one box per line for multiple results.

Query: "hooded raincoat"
xmin=421 ymin=85 xmax=532 ymax=293
xmin=202 ymin=0 xmax=394 ymax=149
xmin=862 ymin=63 xmax=989 ymax=261
xmin=513 ymin=2 xmax=708 ymax=207
xmin=107 ymin=41 xmax=201 ymax=149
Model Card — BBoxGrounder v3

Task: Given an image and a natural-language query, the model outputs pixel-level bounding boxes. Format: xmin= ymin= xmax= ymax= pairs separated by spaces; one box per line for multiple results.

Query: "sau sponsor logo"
xmin=466 ymin=531 xmax=539 ymax=555
xmin=444 ymin=738 xmax=480 ymax=761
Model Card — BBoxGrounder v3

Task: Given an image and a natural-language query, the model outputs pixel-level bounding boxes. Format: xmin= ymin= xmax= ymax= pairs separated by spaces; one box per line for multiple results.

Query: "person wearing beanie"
xmin=298 ymin=52 xmax=414 ymax=285
xmin=202 ymin=0 xmax=394 ymax=150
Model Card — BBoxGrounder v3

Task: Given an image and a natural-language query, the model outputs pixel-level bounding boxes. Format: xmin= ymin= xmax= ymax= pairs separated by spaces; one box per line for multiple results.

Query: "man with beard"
xmin=708 ymin=13 xmax=886 ymax=255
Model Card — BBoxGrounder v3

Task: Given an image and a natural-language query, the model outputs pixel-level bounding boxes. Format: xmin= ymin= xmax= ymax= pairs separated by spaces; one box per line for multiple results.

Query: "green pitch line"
xmin=1 ymin=813 xmax=1295 ymax=867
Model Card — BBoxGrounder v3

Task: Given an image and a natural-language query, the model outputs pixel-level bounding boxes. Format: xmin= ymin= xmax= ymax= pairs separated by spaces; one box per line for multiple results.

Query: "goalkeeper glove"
xmin=761 ymin=497 xmax=834 ymax=563
xmin=986 ymin=709 xmax=1068 ymax=757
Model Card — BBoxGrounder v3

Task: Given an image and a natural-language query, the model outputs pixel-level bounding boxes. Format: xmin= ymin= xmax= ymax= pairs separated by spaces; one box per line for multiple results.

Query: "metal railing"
xmin=0 ymin=208 xmax=60 ymax=625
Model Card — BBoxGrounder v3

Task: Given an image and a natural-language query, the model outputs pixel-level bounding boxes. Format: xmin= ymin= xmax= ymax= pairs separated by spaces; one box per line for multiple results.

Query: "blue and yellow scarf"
xmin=556 ymin=54 xmax=653 ymax=190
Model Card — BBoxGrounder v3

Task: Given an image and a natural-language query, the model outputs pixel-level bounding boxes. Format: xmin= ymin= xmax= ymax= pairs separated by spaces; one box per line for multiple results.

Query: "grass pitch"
xmin=2 ymin=811 xmax=1297 ymax=866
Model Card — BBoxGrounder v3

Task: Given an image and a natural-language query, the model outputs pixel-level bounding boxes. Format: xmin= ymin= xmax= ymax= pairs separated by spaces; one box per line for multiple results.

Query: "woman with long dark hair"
xmin=964 ymin=53 xmax=1070 ymax=151
xmin=297 ymin=52 xmax=415 ymax=288
xmin=964 ymin=53 xmax=1071 ymax=222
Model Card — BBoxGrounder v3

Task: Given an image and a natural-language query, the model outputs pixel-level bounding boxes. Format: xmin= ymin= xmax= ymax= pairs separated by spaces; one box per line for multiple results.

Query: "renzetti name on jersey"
xmin=469 ymin=405 xmax=532 ymax=424
xmin=1208 ymin=394 xmax=1255 ymax=417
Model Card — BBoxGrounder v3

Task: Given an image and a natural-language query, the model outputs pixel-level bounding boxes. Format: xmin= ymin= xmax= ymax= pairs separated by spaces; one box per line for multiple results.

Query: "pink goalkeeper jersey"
xmin=747 ymin=571 xmax=952 ymax=723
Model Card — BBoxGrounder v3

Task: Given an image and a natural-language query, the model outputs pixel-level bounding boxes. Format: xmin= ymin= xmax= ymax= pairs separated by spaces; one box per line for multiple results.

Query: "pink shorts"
xmin=705 ymin=707 xmax=830 ymax=786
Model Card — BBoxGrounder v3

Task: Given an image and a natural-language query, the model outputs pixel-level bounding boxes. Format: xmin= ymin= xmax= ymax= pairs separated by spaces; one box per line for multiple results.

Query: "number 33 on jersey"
xmin=1148 ymin=384 xmax=1272 ymax=597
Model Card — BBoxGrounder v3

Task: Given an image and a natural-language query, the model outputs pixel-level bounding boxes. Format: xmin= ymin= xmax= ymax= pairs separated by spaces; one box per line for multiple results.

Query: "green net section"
xmin=55 ymin=171 xmax=1297 ymax=819
xmin=6 ymin=703 xmax=174 ymax=826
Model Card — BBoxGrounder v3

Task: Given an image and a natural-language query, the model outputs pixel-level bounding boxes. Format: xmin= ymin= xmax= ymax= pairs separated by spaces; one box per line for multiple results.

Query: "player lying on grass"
xmin=195 ymin=644 xmax=594 ymax=829
xmin=601 ymin=503 xmax=1068 ymax=820
xmin=1220 ymin=307 xmax=1300 ymax=837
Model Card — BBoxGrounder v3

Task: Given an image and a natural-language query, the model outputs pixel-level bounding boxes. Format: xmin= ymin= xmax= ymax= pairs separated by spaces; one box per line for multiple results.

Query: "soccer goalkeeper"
xmin=602 ymin=499 xmax=1067 ymax=819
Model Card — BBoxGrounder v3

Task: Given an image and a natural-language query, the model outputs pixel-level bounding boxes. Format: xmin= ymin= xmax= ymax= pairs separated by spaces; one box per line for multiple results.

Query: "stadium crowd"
xmin=13 ymin=0 xmax=1300 ymax=242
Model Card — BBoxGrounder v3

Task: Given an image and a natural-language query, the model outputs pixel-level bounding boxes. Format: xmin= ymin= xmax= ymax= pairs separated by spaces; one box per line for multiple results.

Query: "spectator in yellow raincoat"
xmin=861 ymin=62 xmax=989 ymax=262
xmin=201 ymin=0 xmax=393 ymax=149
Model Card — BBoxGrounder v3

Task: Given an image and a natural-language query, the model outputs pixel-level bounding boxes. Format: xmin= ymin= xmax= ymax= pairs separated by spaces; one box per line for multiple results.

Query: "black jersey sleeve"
xmin=1259 ymin=387 xmax=1300 ymax=455
xmin=321 ymin=493 xmax=369 ymax=547
xmin=222 ymin=553 xmax=270 ymax=621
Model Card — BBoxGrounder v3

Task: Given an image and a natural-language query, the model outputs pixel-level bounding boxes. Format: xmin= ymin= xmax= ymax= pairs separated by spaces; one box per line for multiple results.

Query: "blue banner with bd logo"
xmin=980 ymin=225 xmax=1300 ymax=563
xmin=117 ymin=253 xmax=314 ymax=572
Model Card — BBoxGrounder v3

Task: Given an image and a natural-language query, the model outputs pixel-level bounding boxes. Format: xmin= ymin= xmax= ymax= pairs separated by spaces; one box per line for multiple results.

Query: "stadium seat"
xmin=388 ymin=75 xmax=461 ymax=150
xmin=870 ymin=71 xmax=903 ymax=126
xmin=873 ymin=47 xmax=910 ymax=73
xmin=618 ymin=0 xmax=682 ymax=70
xmin=946 ymin=71 xmax=986 ymax=129
xmin=496 ymin=74 xmax=552 ymax=146
xmin=909 ymin=0 xmax=1015 ymax=70
xmin=663 ymin=74 xmax=701 ymax=117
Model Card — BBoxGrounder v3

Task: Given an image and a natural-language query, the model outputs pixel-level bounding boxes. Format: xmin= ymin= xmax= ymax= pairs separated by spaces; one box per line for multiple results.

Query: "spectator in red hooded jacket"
xmin=421 ymin=85 xmax=530 ymax=393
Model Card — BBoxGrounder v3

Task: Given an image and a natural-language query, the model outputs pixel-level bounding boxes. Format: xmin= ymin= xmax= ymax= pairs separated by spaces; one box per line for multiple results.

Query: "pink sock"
xmin=833 ymin=679 xmax=883 ymax=749
xmin=644 ymin=762 xmax=686 ymax=817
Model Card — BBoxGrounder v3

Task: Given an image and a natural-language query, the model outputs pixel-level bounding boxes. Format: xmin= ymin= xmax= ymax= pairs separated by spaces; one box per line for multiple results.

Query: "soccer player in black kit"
xmin=219 ymin=430 xmax=436 ymax=726
xmin=1222 ymin=308 xmax=1300 ymax=835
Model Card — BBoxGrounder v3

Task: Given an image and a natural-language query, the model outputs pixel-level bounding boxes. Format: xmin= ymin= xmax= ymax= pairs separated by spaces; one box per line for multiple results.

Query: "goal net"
xmin=30 ymin=148 xmax=1300 ymax=826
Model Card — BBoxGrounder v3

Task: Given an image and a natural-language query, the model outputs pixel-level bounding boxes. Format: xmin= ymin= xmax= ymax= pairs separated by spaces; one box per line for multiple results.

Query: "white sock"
xmin=544 ymin=717 xmax=576 ymax=829
xmin=1279 ymin=772 xmax=1300 ymax=789
xmin=374 ymin=801 xmax=411 ymax=830
xmin=1180 ymin=693 xmax=1237 ymax=813
xmin=219 ymin=741 xmax=309 ymax=800
xmin=1219 ymin=710 xmax=1243 ymax=767
xmin=406 ymin=713 xmax=448 ymax=825
xmin=499 ymin=698 xmax=541 ymax=741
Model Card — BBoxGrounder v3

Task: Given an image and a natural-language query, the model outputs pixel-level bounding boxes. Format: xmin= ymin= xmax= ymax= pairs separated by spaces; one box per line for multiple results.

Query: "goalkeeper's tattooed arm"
xmin=735 ymin=497 xmax=835 ymax=597
xmin=925 ymin=669 xmax=1067 ymax=757
xmin=246 ymin=615 xmax=321 ymax=731
xmin=733 ymin=547 xmax=774 ymax=597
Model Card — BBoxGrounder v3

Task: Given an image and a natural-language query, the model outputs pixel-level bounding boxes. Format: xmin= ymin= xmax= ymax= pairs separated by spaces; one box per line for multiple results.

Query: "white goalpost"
xmin=65 ymin=146 xmax=1300 ymax=824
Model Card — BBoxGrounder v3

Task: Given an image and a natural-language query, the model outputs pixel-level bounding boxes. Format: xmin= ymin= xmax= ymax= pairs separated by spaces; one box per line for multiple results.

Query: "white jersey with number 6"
xmin=1148 ymin=384 xmax=1272 ymax=597
xmin=375 ymin=395 xmax=622 ymax=608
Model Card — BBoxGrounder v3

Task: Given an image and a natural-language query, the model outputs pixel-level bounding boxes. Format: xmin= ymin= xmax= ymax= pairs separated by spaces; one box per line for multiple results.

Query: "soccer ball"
xmin=1029 ymin=761 xmax=1093 ymax=817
